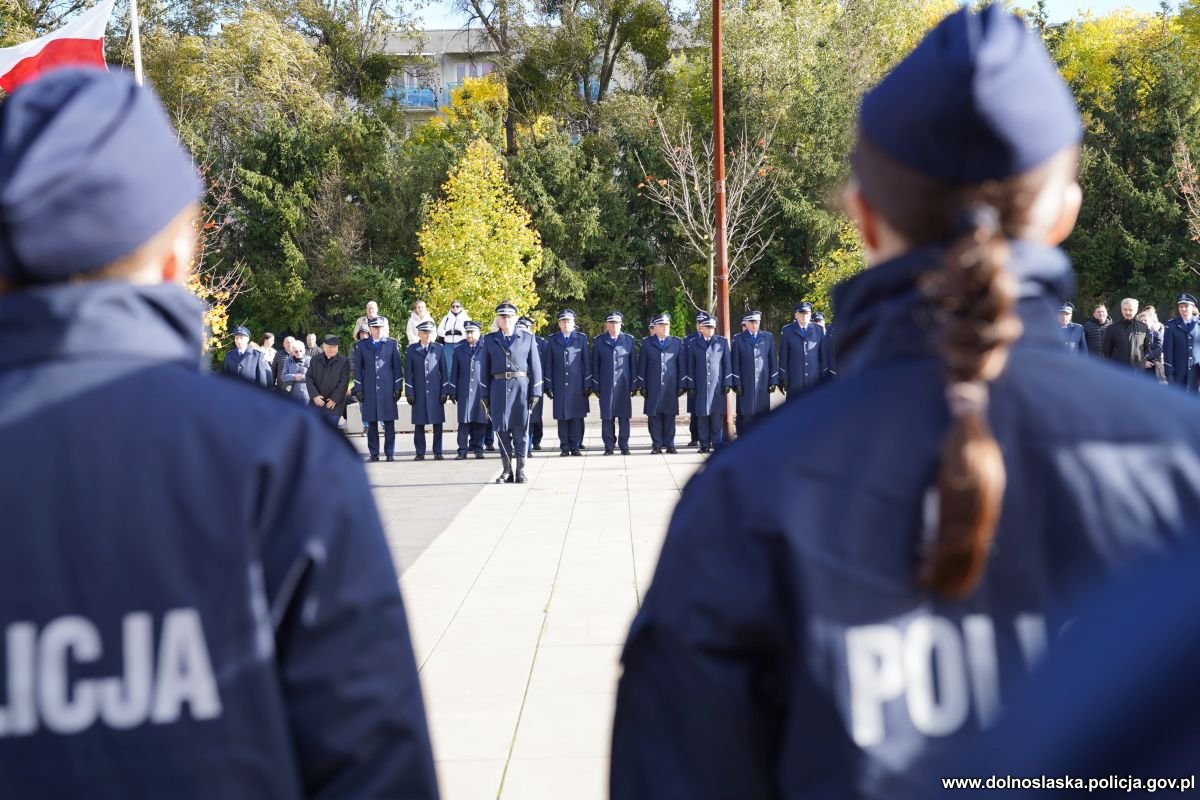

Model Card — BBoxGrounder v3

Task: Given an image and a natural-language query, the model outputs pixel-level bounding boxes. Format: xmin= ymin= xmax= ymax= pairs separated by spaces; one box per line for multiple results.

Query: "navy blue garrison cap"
xmin=857 ymin=5 xmax=1082 ymax=185
xmin=0 ymin=69 xmax=203 ymax=284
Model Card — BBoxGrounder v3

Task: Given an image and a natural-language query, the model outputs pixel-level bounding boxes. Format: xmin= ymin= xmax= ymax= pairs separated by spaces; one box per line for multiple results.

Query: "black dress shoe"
xmin=506 ymin=472 xmax=516 ymax=484
xmin=435 ymin=454 xmax=444 ymax=461
xmin=474 ymin=451 xmax=485 ymax=459
xmin=495 ymin=472 xmax=511 ymax=484
xmin=560 ymin=450 xmax=570 ymax=457
xmin=570 ymin=449 xmax=582 ymax=457
xmin=414 ymin=454 xmax=425 ymax=461
xmin=532 ymin=443 xmax=542 ymax=451
xmin=698 ymin=446 xmax=709 ymax=454
xmin=686 ymin=440 xmax=699 ymax=447
xmin=666 ymin=447 xmax=678 ymax=454
xmin=455 ymin=453 xmax=467 ymax=460
xmin=486 ymin=444 xmax=496 ymax=451
xmin=650 ymin=447 xmax=662 ymax=455
xmin=368 ymin=454 xmax=380 ymax=462
xmin=579 ymin=444 xmax=588 ymax=450
xmin=604 ymin=449 xmax=614 ymax=456
xmin=620 ymin=448 xmax=631 ymax=455
xmin=386 ymin=455 xmax=395 ymax=462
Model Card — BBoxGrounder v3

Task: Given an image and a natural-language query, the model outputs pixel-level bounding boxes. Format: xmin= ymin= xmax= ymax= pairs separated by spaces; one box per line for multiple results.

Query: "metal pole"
xmin=129 ymin=0 xmax=144 ymax=86
xmin=712 ymin=0 xmax=733 ymax=439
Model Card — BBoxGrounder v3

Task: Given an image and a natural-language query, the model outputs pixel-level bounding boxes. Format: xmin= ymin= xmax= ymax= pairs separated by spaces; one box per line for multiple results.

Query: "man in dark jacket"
xmin=404 ymin=320 xmax=447 ymax=461
xmin=449 ymin=321 xmax=488 ymax=459
xmin=1163 ymin=292 xmax=1200 ymax=391
xmin=684 ymin=315 xmax=733 ymax=453
xmin=1102 ymin=298 xmax=1159 ymax=371
xmin=305 ymin=334 xmax=351 ymax=428
xmin=636 ymin=313 xmax=685 ymax=454
xmin=0 ymin=69 xmax=436 ymax=799
xmin=779 ymin=301 xmax=829 ymax=398
xmin=222 ymin=325 xmax=272 ymax=387
xmin=517 ymin=316 xmax=547 ymax=452
xmin=270 ymin=335 xmax=292 ymax=391
xmin=480 ymin=302 xmax=543 ymax=483
xmin=1082 ymin=303 xmax=1110 ymax=355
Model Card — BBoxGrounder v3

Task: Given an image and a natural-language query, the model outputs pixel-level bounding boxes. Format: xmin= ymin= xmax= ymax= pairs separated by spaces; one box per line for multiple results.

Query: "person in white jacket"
xmin=406 ymin=300 xmax=434 ymax=348
xmin=437 ymin=300 xmax=471 ymax=374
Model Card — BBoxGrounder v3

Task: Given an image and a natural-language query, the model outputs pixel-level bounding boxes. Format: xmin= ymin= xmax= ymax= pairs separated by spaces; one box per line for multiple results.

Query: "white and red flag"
xmin=0 ymin=0 xmax=117 ymax=94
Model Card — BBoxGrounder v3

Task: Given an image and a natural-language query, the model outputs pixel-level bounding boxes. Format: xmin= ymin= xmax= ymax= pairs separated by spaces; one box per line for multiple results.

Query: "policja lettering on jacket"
xmin=0 ymin=610 xmax=222 ymax=737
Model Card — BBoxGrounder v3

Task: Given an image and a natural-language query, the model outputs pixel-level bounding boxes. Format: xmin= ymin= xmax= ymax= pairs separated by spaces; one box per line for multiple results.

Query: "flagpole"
xmin=128 ymin=0 xmax=144 ymax=85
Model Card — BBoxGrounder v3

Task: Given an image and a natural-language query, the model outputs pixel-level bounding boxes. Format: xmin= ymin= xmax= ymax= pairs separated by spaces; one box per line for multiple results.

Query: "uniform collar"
xmin=0 ymin=280 xmax=205 ymax=371
xmin=831 ymin=240 xmax=1073 ymax=376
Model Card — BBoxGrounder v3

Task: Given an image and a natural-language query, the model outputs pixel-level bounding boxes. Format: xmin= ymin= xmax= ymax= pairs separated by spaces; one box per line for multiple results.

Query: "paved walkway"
xmin=359 ymin=424 xmax=703 ymax=799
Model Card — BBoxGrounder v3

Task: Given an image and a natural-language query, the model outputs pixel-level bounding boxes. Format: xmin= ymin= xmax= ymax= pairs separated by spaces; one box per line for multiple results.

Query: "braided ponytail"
xmin=917 ymin=206 xmax=1023 ymax=598
xmin=852 ymin=137 xmax=1077 ymax=599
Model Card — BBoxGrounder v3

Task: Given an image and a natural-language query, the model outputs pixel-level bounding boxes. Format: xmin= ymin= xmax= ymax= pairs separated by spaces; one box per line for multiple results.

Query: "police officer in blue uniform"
xmin=636 ymin=313 xmax=684 ymax=454
xmin=517 ymin=316 xmax=547 ymax=451
xmin=222 ymin=325 xmax=272 ymax=386
xmin=683 ymin=311 xmax=706 ymax=446
xmin=404 ymin=319 xmax=447 ymax=461
xmin=611 ymin=7 xmax=1200 ymax=798
xmin=1163 ymin=292 xmax=1200 ymax=390
xmin=449 ymin=320 xmax=488 ymax=459
xmin=354 ymin=317 xmax=404 ymax=462
xmin=1058 ymin=302 xmax=1087 ymax=354
xmin=779 ymin=300 xmax=829 ymax=398
xmin=592 ymin=311 xmax=636 ymax=455
xmin=480 ymin=302 xmax=543 ymax=483
xmin=544 ymin=308 xmax=591 ymax=456
xmin=730 ymin=310 xmax=778 ymax=437
xmin=0 ymin=69 xmax=436 ymax=797
xmin=684 ymin=314 xmax=732 ymax=453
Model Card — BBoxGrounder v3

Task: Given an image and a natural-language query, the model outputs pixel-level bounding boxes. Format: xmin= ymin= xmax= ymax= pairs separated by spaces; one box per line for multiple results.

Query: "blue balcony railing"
xmin=386 ymin=86 xmax=438 ymax=109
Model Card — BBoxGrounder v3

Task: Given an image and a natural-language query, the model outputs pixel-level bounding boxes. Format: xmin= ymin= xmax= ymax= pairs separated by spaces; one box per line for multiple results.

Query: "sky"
xmin=418 ymin=0 xmax=1173 ymax=30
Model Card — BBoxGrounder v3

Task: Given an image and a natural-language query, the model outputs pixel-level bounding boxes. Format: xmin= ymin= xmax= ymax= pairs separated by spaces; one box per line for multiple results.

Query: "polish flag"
xmin=0 ymin=0 xmax=116 ymax=94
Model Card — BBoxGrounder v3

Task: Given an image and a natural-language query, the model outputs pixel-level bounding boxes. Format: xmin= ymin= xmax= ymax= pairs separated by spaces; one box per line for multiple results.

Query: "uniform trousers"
xmin=688 ymin=414 xmax=699 ymax=443
xmin=367 ymin=420 xmax=396 ymax=457
xmin=414 ymin=424 xmax=443 ymax=456
xmin=647 ymin=414 xmax=676 ymax=449
xmin=601 ymin=417 xmax=631 ymax=451
xmin=557 ymin=418 xmax=585 ymax=451
xmin=697 ymin=413 xmax=725 ymax=450
xmin=458 ymin=422 xmax=485 ymax=455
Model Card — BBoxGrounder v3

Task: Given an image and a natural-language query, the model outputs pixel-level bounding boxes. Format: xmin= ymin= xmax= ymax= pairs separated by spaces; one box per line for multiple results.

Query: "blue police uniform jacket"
xmin=222 ymin=346 xmax=271 ymax=387
xmin=636 ymin=335 xmax=683 ymax=416
xmin=685 ymin=334 xmax=732 ymax=416
xmin=611 ymin=242 xmax=1200 ymax=800
xmin=449 ymin=341 xmax=489 ymax=424
xmin=592 ymin=332 xmax=636 ymax=420
xmin=1060 ymin=321 xmax=1086 ymax=354
xmin=931 ymin=544 xmax=1200 ymax=798
xmin=544 ymin=330 xmax=591 ymax=421
xmin=480 ymin=329 xmax=543 ymax=433
xmin=779 ymin=319 xmax=829 ymax=396
xmin=0 ymin=282 xmax=437 ymax=798
xmin=683 ymin=331 xmax=700 ymax=414
xmin=404 ymin=341 xmax=447 ymax=426
xmin=731 ymin=330 xmax=778 ymax=416
xmin=352 ymin=336 xmax=403 ymax=422
xmin=1163 ymin=315 xmax=1200 ymax=387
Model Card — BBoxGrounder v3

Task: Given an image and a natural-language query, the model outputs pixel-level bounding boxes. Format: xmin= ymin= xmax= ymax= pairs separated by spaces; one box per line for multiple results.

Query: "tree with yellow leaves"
xmin=416 ymin=138 xmax=544 ymax=326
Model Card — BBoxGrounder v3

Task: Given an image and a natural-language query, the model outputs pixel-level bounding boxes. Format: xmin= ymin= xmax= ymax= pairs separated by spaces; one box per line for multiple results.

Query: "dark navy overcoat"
xmin=779 ymin=320 xmax=828 ymax=396
xmin=404 ymin=341 xmax=446 ymax=426
xmin=592 ymin=332 xmax=636 ymax=419
xmin=480 ymin=329 xmax=543 ymax=433
xmin=731 ymin=330 xmax=778 ymax=416
xmin=686 ymin=334 xmax=732 ymax=416
xmin=352 ymin=336 xmax=403 ymax=422
xmin=544 ymin=330 xmax=591 ymax=420
xmin=449 ymin=341 xmax=489 ymax=424
xmin=636 ymin=335 xmax=684 ymax=416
